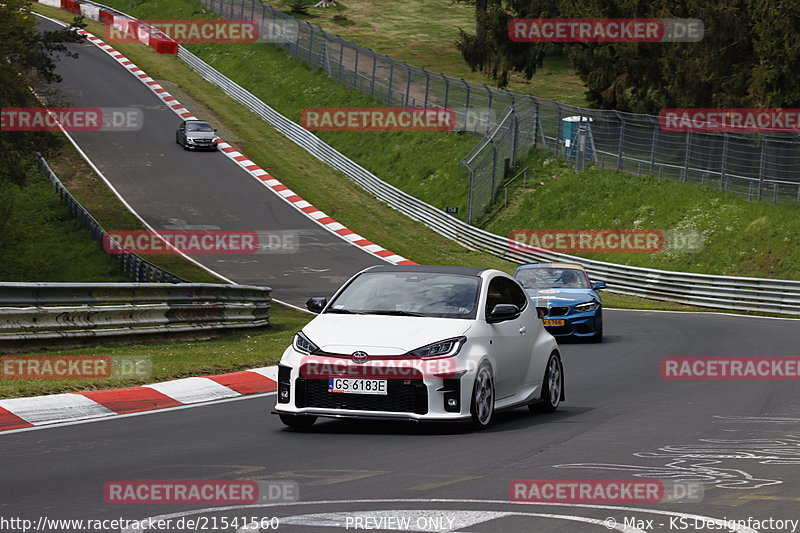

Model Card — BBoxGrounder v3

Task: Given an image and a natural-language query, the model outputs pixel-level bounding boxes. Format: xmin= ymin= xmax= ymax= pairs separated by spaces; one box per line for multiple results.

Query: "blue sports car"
xmin=513 ymin=262 xmax=606 ymax=342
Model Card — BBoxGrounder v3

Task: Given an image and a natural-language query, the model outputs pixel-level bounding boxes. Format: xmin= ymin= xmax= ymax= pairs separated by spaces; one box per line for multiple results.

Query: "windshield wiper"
xmin=364 ymin=310 xmax=427 ymax=317
xmin=324 ymin=308 xmax=363 ymax=314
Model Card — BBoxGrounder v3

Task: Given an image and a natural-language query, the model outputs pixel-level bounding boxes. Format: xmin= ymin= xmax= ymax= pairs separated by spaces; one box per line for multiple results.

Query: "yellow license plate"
xmin=544 ymin=319 xmax=565 ymax=326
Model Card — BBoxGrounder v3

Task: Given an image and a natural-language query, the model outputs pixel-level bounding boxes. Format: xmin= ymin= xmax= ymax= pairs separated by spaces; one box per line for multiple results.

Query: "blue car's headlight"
xmin=407 ymin=337 xmax=465 ymax=357
xmin=293 ymin=331 xmax=320 ymax=354
xmin=574 ymin=301 xmax=600 ymax=313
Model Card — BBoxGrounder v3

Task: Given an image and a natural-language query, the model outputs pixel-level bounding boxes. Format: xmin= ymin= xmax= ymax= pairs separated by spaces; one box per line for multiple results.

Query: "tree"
xmin=456 ymin=0 xmax=800 ymax=112
xmin=455 ymin=0 xmax=558 ymax=88
xmin=0 ymin=0 xmax=85 ymax=185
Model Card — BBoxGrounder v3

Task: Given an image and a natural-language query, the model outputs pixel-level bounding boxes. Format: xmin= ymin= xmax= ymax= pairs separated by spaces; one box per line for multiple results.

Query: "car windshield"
xmin=326 ymin=271 xmax=480 ymax=319
xmin=516 ymin=267 xmax=590 ymax=289
xmin=186 ymin=122 xmax=214 ymax=132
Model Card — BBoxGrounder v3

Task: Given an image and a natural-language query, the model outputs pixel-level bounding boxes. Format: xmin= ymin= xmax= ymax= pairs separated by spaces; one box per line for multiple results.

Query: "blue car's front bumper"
xmin=542 ymin=307 xmax=602 ymax=338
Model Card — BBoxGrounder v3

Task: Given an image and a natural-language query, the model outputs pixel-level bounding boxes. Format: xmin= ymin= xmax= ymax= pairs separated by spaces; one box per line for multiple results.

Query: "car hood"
xmin=186 ymin=132 xmax=216 ymax=140
xmin=525 ymin=288 xmax=598 ymax=306
xmin=302 ymin=314 xmax=473 ymax=355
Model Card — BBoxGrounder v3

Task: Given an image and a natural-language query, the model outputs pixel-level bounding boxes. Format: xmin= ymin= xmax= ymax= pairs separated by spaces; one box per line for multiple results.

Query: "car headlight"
xmin=293 ymin=331 xmax=320 ymax=355
xmin=407 ymin=337 xmax=465 ymax=357
xmin=574 ymin=301 xmax=600 ymax=313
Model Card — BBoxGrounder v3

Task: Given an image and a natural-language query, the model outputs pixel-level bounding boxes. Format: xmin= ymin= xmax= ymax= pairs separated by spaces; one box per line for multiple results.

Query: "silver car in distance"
xmin=273 ymin=265 xmax=564 ymax=430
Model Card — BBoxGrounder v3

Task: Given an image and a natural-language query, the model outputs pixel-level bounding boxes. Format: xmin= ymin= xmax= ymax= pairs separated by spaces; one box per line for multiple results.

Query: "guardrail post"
xmin=617 ymin=112 xmax=625 ymax=171
xmin=758 ymin=137 xmax=767 ymax=201
xmin=353 ymin=44 xmax=360 ymax=90
xmin=423 ymin=69 xmax=430 ymax=106
xmin=405 ymin=63 xmax=412 ymax=106
xmin=307 ymin=26 xmax=315 ymax=64
xmin=511 ymin=111 xmax=519 ymax=166
xmin=387 ymin=61 xmax=394 ymax=104
xmin=337 ymin=36 xmax=345 ymax=82
xmin=531 ymin=97 xmax=540 ymax=147
xmin=490 ymin=140 xmax=498 ymax=203
xmin=555 ymin=103 xmax=563 ymax=158
xmin=369 ymin=50 xmax=377 ymax=97
xmin=682 ymin=132 xmax=692 ymax=182
xmin=466 ymin=166 xmax=475 ymax=225
xmin=720 ymin=133 xmax=729 ymax=190
xmin=649 ymin=117 xmax=657 ymax=174
xmin=441 ymin=73 xmax=449 ymax=109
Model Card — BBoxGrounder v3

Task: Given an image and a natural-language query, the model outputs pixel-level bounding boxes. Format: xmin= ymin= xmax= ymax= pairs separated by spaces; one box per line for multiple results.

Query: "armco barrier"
xmin=0 ymin=282 xmax=271 ymax=341
xmin=174 ymin=46 xmax=800 ymax=316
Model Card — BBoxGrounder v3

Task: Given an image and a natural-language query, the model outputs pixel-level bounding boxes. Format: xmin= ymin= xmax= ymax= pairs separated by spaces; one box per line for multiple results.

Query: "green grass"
xmin=483 ymin=151 xmax=800 ymax=280
xmin=0 ymin=163 xmax=127 ymax=282
xmin=284 ymin=0 xmax=589 ymax=105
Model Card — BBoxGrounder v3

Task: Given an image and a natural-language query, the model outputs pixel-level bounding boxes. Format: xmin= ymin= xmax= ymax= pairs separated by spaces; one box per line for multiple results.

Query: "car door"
xmin=484 ymin=275 xmax=533 ymax=399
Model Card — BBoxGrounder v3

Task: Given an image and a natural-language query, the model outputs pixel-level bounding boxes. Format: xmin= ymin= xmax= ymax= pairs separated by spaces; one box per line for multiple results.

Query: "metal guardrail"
xmin=0 ymin=282 xmax=271 ymax=340
xmin=176 ymin=46 xmax=800 ymax=316
xmin=41 ymin=157 xmax=185 ymax=283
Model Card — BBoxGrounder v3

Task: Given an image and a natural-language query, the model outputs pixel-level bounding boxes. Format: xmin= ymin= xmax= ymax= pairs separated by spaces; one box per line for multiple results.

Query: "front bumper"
xmin=273 ymin=354 xmax=478 ymax=422
xmin=543 ymin=309 xmax=602 ymax=338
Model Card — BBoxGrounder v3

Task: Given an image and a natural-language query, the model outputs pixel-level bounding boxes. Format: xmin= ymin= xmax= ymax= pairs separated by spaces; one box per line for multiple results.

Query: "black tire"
xmin=279 ymin=413 xmax=317 ymax=429
xmin=530 ymin=353 xmax=563 ymax=414
xmin=469 ymin=363 xmax=495 ymax=429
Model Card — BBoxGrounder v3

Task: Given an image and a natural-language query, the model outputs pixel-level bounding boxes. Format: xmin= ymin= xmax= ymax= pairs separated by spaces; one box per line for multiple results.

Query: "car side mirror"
xmin=487 ymin=303 xmax=520 ymax=323
xmin=592 ymin=281 xmax=607 ymax=291
xmin=306 ymin=297 xmax=327 ymax=313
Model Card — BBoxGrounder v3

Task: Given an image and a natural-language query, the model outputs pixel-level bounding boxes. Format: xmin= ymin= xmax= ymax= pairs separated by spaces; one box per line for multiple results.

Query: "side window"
xmin=485 ymin=277 xmax=528 ymax=316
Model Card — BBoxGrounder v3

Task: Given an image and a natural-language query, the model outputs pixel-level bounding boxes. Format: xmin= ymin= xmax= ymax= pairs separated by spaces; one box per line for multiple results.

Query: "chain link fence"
xmin=199 ymin=0 xmax=800 ymax=220
xmin=40 ymin=158 xmax=185 ymax=283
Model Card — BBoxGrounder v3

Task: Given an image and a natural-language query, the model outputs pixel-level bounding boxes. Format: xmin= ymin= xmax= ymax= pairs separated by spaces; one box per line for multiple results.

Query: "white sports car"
xmin=273 ymin=265 xmax=564 ymax=429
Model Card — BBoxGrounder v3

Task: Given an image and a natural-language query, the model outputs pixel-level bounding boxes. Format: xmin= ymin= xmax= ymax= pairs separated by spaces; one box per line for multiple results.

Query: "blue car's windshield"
xmin=516 ymin=268 xmax=590 ymax=289
xmin=327 ymin=272 xmax=480 ymax=319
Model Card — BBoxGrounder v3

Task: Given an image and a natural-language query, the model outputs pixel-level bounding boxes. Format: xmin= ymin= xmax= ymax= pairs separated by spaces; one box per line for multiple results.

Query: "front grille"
xmin=296 ymin=378 xmax=427 ymax=414
xmin=548 ymin=306 xmax=570 ymax=317
xmin=545 ymin=324 xmax=574 ymax=335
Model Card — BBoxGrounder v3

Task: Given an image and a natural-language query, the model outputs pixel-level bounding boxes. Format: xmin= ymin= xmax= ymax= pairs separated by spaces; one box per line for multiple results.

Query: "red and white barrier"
xmin=33 ymin=0 xmax=179 ymax=55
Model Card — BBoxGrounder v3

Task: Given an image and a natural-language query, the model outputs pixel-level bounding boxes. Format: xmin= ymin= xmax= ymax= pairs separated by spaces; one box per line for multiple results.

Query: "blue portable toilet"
xmin=561 ymin=116 xmax=594 ymax=160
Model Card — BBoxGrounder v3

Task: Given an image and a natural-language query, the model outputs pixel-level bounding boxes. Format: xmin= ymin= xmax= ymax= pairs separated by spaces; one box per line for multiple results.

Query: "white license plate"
xmin=328 ymin=378 xmax=387 ymax=395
